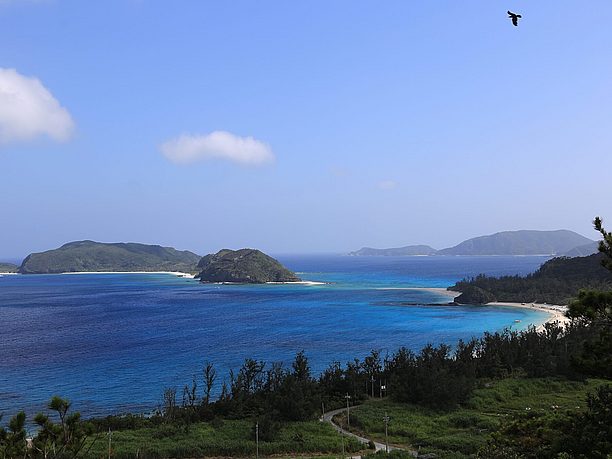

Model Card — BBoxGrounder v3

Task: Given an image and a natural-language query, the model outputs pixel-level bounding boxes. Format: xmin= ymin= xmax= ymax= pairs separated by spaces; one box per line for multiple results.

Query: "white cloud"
xmin=0 ymin=68 xmax=74 ymax=145
xmin=160 ymin=131 xmax=275 ymax=166
xmin=378 ymin=180 xmax=398 ymax=190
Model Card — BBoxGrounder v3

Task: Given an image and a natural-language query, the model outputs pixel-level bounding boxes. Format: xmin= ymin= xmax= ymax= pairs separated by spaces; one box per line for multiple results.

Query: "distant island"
xmin=18 ymin=241 xmax=201 ymax=274
xmin=451 ymin=253 xmax=612 ymax=305
xmin=349 ymin=229 xmax=596 ymax=257
xmin=348 ymin=245 xmax=437 ymax=256
xmin=0 ymin=262 xmax=19 ymax=273
xmin=562 ymin=241 xmax=600 ymax=257
xmin=196 ymin=248 xmax=301 ymax=283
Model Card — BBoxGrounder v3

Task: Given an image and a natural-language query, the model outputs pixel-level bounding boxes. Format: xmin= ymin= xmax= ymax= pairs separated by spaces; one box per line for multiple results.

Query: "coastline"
xmin=60 ymin=271 xmax=196 ymax=278
xmin=487 ymin=302 xmax=570 ymax=332
xmin=265 ymin=280 xmax=327 ymax=286
xmin=407 ymin=288 xmax=569 ymax=332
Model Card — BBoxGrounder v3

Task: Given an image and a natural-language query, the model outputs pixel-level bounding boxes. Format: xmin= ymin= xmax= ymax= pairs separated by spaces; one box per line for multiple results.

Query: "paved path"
xmin=320 ymin=407 xmax=417 ymax=457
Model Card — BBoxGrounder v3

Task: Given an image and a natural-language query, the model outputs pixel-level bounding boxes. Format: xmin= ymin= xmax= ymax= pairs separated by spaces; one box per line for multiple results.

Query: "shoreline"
xmin=406 ymin=288 xmax=568 ymax=332
xmin=265 ymin=280 xmax=327 ymax=286
xmin=60 ymin=271 xmax=196 ymax=278
xmin=487 ymin=301 xmax=570 ymax=332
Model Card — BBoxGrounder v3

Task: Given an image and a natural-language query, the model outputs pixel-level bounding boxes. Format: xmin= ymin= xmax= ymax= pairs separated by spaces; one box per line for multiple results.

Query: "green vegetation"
xmin=196 ymin=248 xmax=300 ymax=283
xmin=346 ymin=378 xmax=608 ymax=458
xmin=18 ymin=241 xmax=201 ymax=274
xmin=2 ymin=218 xmax=610 ymax=458
xmin=85 ymin=419 xmax=361 ymax=458
xmin=0 ymin=262 xmax=18 ymax=272
xmin=1 ymin=396 xmax=94 ymax=459
xmin=452 ymin=253 xmax=612 ymax=305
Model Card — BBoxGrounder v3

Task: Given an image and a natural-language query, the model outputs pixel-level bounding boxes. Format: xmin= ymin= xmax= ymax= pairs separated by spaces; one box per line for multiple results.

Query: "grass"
xmin=340 ymin=377 xmax=608 ymax=459
xmin=84 ymin=419 xmax=363 ymax=458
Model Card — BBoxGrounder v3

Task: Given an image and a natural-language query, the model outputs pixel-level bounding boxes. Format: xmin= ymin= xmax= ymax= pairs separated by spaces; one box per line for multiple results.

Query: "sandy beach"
xmin=266 ymin=280 xmax=327 ymax=286
xmin=406 ymin=288 xmax=569 ymax=332
xmin=487 ymin=302 xmax=570 ymax=332
xmin=60 ymin=271 xmax=197 ymax=278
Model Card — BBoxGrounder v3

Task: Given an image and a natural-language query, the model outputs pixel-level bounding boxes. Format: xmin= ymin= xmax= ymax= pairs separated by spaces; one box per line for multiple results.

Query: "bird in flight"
xmin=507 ymin=11 xmax=522 ymax=27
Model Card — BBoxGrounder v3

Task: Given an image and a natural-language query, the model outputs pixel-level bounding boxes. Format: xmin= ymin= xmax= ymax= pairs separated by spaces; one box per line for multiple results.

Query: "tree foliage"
xmin=0 ymin=397 xmax=94 ymax=459
xmin=594 ymin=216 xmax=612 ymax=271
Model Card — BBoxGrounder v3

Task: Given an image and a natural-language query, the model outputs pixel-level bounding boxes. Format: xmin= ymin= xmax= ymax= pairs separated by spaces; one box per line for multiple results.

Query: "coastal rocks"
xmin=196 ymin=248 xmax=301 ymax=284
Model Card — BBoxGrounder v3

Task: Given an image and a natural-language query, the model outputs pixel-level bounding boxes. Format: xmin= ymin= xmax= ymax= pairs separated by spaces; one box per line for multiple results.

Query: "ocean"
xmin=0 ymin=255 xmax=551 ymax=418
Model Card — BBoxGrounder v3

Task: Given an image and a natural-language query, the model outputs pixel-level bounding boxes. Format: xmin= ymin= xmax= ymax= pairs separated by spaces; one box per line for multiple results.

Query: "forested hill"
xmin=452 ymin=253 xmax=612 ymax=305
xmin=0 ymin=262 xmax=18 ymax=273
xmin=19 ymin=241 xmax=201 ymax=274
xmin=196 ymin=248 xmax=301 ymax=283
xmin=438 ymin=230 xmax=593 ymax=256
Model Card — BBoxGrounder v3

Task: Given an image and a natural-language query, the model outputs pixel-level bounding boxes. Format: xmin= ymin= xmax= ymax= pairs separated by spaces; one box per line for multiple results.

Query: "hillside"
xmin=452 ymin=253 xmax=612 ymax=305
xmin=19 ymin=241 xmax=201 ymax=274
xmin=348 ymin=245 xmax=438 ymax=256
xmin=0 ymin=262 xmax=19 ymax=273
xmin=196 ymin=248 xmax=300 ymax=283
xmin=563 ymin=241 xmax=599 ymax=257
xmin=438 ymin=229 xmax=593 ymax=256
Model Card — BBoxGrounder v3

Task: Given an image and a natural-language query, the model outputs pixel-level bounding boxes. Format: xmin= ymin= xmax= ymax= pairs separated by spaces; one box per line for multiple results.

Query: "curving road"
xmin=320 ymin=406 xmax=416 ymax=457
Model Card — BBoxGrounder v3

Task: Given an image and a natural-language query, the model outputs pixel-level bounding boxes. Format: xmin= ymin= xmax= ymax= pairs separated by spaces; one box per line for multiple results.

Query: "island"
xmin=195 ymin=248 xmax=301 ymax=283
xmin=0 ymin=262 xmax=19 ymax=273
xmin=18 ymin=241 xmax=201 ymax=274
xmin=451 ymin=253 xmax=612 ymax=305
xmin=348 ymin=245 xmax=437 ymax=256
xmin=349 ymin=229 xmax=595 ymax=257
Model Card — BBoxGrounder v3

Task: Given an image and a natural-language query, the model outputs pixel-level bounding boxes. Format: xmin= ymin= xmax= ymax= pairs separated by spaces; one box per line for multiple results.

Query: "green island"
xmin=15 ymin=243 xmax=299 ymax=284
xmin=0 ymin=262 xmax=18 ymax=273
xmin=2 ymin=219 xmax=611 ymax=459
xmin=18 ymin=241 xmax=202 ymax=274
xmin=196 ymin=248 xmax=301 ymax=283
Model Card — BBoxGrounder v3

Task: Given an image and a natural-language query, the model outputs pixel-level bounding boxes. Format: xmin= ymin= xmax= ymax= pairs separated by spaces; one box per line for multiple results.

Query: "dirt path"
xmin=320 ymin=406 xmax=416 ymax=457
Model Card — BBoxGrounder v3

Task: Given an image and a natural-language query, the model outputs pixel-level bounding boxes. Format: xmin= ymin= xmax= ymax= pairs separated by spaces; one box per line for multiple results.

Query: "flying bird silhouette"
xmin=508 ymin=10 xmax=522 ymax=27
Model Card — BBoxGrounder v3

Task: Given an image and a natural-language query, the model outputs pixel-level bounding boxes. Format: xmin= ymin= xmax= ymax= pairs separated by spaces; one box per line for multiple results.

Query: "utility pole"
xmin=344 ymin=393 xmax=351 ymax=428
xmin=371 ymin=375 xmax=375 ymax=398
xmin=107 ymin=428 xmax=112 ymax=459
xmin=255 ymin=422 xmax=259 ymax=459
xmin=383 ymin=412 xmax=390 ymax=453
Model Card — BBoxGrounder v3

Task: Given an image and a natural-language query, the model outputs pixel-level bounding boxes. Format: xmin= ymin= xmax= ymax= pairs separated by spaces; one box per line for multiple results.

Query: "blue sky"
xmin=1 ymin=0 xmax=611 ymax=259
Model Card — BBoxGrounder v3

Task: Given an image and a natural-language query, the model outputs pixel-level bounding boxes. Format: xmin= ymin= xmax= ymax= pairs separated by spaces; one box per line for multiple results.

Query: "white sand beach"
xmin=60 ymin=271 xmax=196 ymax=278
xmin=487 ymin=302 xmax=570 ymax=332
xmin=266 ymin=280 xmax=327 ymax=286
xmin=405 ymin=288 xmax=569 ymax=332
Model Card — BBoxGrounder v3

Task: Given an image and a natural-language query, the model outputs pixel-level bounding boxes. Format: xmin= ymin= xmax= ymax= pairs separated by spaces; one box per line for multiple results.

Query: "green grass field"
xmin=340 ymin=378 xmax=608 ymax=459
xmin=84 ymin=419 xmax=362 ymax=459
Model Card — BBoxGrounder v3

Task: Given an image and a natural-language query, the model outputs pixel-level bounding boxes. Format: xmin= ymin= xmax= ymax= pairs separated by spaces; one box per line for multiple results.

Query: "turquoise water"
xmin=0 ymin=255 xmax=550 ymax=417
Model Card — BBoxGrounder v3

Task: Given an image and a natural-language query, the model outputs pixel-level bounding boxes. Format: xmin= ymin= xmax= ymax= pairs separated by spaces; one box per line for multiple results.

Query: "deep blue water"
xmin=0 ymin=255 xmax=550 ymax=418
